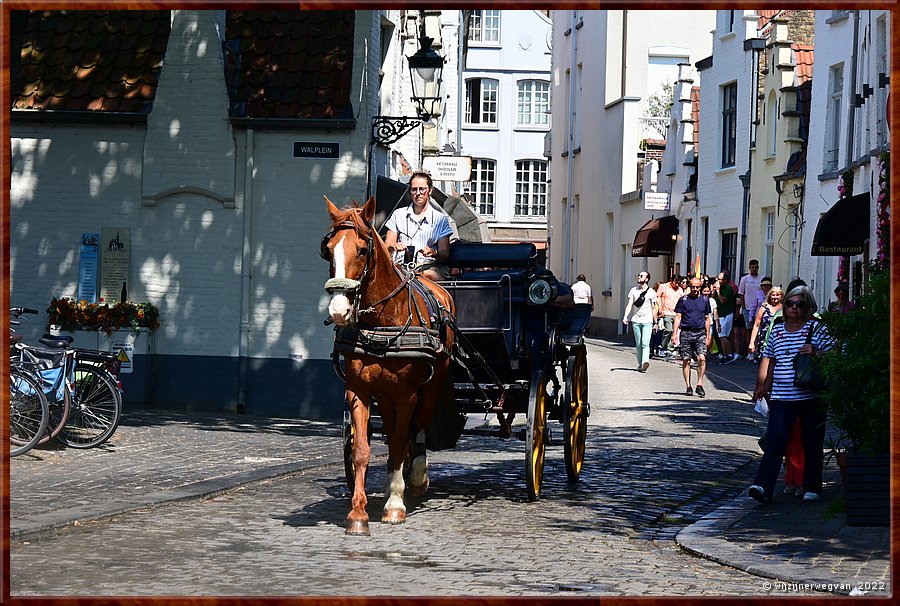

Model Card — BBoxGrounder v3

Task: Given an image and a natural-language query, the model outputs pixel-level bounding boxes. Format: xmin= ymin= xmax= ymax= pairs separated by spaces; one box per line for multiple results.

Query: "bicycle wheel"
xmin=10 ymin=370 xmax=50 ymax=457
xmin=57 ymin=365 xmax=122 ymax=448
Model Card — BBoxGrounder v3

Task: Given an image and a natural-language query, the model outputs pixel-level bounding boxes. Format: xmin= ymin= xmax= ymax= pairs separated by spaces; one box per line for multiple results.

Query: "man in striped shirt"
xmin=384 ymin=170 xmax=453 ymax=281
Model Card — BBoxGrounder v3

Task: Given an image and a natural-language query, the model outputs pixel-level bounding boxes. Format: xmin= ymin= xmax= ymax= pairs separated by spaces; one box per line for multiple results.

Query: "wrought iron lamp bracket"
xmin=371 ymin=116 xmax=423 ymax=146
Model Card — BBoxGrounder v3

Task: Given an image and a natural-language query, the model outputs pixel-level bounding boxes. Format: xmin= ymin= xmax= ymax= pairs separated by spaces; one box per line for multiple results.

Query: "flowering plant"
xmin=875 ymin=152 xmax=890 ymax=268
xmin=48 ymin=298 xmax=161 ymax=335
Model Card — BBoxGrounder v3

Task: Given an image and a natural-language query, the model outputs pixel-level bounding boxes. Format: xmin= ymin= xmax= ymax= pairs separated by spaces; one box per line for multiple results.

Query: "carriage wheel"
xmin=525 ymin=370 xmax=549 ymax=501
xmin=563 ymin=343 xmax=588 ymax=482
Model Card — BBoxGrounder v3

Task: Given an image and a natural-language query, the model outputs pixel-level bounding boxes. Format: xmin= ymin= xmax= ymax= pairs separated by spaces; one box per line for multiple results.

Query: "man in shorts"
xmin=673 ymin=277 xmax=711 ymax=397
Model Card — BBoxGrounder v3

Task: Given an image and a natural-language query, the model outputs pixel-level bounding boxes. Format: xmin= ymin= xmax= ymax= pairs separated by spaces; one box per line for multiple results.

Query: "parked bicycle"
xmin=9 ymin=307 xmax=123 ymax=449
xmin=9 ymin=320 xmax=50 ymax=456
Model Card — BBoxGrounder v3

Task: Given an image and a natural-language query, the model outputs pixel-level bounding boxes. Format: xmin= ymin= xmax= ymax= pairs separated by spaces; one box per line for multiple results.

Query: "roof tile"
xmin=225 ymin=10 xmax=355 ymax=120
xmin=12 ymin=10 xmax=170 ymax=115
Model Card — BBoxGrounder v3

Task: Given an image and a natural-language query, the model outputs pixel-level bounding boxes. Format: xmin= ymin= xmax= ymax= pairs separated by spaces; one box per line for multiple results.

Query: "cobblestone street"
xmin=9 ymin=340 xmax=882 ymax=597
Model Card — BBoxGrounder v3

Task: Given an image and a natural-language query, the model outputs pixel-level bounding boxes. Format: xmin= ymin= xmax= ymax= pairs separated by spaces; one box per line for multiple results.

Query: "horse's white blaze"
xmin=384 ymin=464 xmax=406 ymax=513
xmin=328 ymin=233 xmax=353 ymax=323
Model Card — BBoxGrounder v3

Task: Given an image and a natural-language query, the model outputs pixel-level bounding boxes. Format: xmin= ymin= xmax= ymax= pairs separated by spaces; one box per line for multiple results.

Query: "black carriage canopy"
xmin=810 ymin=191 xmax=870 ymax=256
xmin=631 ymin=215 xmax=678 ymax=257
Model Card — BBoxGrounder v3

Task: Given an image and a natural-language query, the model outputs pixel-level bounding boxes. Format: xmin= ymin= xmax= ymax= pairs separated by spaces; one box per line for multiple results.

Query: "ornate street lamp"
xmin=372 ymin=14 xmax=445 ymax=146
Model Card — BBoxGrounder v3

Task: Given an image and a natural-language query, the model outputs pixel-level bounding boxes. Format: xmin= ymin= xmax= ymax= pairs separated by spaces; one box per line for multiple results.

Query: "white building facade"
xmin=548 ymin=9 xmax=715 ymax=337
xmin=458 ymin=9 xmax=553 ymax=244
xmin=802 ymin=9 xmax=891 ymax=306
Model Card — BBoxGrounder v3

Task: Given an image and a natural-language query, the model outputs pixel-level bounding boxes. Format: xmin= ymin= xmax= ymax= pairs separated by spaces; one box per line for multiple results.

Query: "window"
xmin=721 ymin=82 xmax=737 ymax=168
xmin=726 ymin=10 xmax=735 ymax=33
xmin=767 ymin=92 xmax=778 ymax=157
xmin=514 ymin=160 xmax=548 ymax=217
xmin=468 ymin=159 xmax=496 ymax=217
xmin=465 ymin=78 xmax=498 ymax=125
xmin=763 ymin=210 xmax=775 ymax=277
xmin=825 ymin=64 xmax=843 ymax=171
xmin=469 ymin=10 xmax=500 ymax=43
xmin=720 ymin=231 xmax=737 ymax=279
xmin=517 ymin=80 xmax=549 ymax=126
xmin=876 ymin=17 xmax=888 ymax=148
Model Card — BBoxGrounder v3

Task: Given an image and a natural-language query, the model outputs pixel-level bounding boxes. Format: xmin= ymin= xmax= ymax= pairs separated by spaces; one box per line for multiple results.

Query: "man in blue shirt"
xmin=673 ymin=277 xmax=711 ymax=397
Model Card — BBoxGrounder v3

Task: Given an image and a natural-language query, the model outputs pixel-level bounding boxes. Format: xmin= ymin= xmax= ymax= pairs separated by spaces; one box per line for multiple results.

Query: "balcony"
xmin=639 ymin=116 xmax=669 ymax=141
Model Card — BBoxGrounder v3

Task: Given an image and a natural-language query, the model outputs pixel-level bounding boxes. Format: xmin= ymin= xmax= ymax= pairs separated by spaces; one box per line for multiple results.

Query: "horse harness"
xmin=323 ymin=218 xmax=510 ymax=422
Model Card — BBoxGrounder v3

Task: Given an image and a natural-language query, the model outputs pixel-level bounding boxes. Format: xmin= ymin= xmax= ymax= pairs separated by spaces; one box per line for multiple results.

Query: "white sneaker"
xmin=802 ymin=492 xmax=821 ymax=501
xmin=745 ymin=353 xmax=754 ymax=361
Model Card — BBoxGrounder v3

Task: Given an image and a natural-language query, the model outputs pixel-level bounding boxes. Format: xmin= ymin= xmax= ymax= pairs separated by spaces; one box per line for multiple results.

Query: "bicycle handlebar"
xmin=10 ymin=307 xmax=39 ymax=317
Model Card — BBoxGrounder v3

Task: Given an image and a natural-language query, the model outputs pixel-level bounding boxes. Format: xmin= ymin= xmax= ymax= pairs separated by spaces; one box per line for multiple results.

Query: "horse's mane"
xmin=332 ymin=202 xmax=382 ymax=245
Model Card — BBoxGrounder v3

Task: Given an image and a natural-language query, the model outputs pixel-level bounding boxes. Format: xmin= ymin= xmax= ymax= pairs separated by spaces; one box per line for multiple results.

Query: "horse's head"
xmin=322 ymin=196 xmax=377 ymax=325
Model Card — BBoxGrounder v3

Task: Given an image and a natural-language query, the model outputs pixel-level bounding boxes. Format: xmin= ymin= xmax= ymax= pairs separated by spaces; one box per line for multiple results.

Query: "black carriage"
xmin=441 ymin=242 xmax=591 ymax=500
xmin=338 ymin=240 xmax=591 ymax=501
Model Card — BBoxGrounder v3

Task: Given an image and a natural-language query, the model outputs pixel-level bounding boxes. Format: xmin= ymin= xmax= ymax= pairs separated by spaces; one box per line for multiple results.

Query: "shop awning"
xmin=811 ymin=192 xmax=870 ymax=256
xmin=632 ymin=215 xmax=678 ymax=257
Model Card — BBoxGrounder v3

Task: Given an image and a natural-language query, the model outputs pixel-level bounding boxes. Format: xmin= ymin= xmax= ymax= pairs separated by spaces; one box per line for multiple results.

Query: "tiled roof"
xmin=792 ymin=43 xmax=814 ymax=85
xmin=13 ymin=10 xmax=170 ymax=113
xmin=757 ymin=9 xmax=782 ymax=33
xmin=224 ymin=10 xmax=355 ymax=119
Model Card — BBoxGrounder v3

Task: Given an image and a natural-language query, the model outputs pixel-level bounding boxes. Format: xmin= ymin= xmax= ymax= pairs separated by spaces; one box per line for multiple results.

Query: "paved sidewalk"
xmin=8 ymin=337 xmax=892 ymax=596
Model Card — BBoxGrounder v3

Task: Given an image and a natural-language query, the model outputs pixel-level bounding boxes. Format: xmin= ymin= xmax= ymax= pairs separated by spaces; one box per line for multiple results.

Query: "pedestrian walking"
xmin=656 ymin=274 xmax=683 ymax=357
xmin=737 ymin=259 xmax=763 ymax=359
xmin=672 ymin=277 xmax=711 ymax=397
xmin=748 ymin=279 xmax=780 ymax=362
xmin=701 ymin=281 xmax=719 ymax=352
xmin=649 ymin=280 xmax=663 ymax=358
xmin=623 ymin=271 xmax=658 ymax=372
xmin=748 ymin=285 xmax=835 ymax=504
xmin=828 ymin=283 xmax=854 ymax=312
xmin=572 ymin=274 xmax=594 ymax=310
xmin=712 ymin=270 xmax=738 ymax=364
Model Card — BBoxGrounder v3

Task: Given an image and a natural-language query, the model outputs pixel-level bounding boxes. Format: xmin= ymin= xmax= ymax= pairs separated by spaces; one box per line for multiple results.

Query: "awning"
xmin=811 ymin=192 xmax=870 ymax=256
xmin=632 ymin=215 xmax=678 ymax=257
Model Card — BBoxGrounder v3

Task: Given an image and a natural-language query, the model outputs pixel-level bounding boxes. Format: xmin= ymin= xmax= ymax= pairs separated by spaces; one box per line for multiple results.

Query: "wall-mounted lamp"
xmin=793 ymin=183 xmax=804 ymax=199
xmin=372 ymin=12 xmax=445 ymax=146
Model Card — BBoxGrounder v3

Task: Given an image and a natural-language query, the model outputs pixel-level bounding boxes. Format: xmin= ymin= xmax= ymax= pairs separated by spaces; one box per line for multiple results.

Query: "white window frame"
xmin=767 ymin=91 xmax=778 ymax=158
xmin=469 ymin=10 xmax=500 ymax=44
xmin=468 ymin=158 xmax=496 ymax=217
xmin=721 ymin=82 xmax=737 ymax=168
xmin=465 ymin=78 xmax=499 ymax=126
xmin=514 ymin=159 xmax=548 ymax=218
xmin=825 ymin=64 xmax=843 ymax=171
xmin=516 ymin=79 xmax=550 ymax=126
xmin=763 ymin=209 xmax=775 ymax=277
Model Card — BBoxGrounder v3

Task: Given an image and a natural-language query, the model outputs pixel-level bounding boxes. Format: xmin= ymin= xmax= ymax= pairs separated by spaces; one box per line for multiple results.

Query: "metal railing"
xmin=639 ymin=116 xmax=669 ymax=140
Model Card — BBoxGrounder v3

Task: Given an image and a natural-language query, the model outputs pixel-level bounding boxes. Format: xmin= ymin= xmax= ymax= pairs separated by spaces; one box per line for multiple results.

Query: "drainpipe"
xmin=740 ymin=33 xmax=764 ymax=279
xmin=563 ymin=10 xmax=577 ymax=282
xmin=236 ymin=128 xmax=255 ymax=414
xmin=843 ymin=10 xmax=860 ymax=295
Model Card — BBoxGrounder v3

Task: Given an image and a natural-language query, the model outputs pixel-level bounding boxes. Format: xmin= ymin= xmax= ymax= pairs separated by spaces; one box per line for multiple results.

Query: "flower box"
xmin=47 ymin=297 xmax=160 ymax=335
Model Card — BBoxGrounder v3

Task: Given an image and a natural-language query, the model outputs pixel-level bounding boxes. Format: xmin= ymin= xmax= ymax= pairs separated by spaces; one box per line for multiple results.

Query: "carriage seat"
xmin=446 ymin=242 xmax=537 ymax=283
xmin=557 ymin=303 xmax=592 ymax=345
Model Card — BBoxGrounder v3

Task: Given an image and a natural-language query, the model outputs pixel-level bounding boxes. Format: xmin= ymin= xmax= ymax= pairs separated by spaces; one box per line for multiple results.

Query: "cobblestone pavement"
xmin=8 ymin=339 xmax=890 ymax=597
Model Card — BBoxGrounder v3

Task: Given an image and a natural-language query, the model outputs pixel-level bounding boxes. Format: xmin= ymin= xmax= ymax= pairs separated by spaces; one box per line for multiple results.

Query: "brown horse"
xmin=322 ymin=195 xmax=455 ymax=535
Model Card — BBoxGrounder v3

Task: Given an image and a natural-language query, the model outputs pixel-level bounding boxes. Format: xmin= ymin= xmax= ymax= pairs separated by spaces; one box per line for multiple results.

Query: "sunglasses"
xmin=783 ymin=299 xmax=808 ymax=309
xmin=410 ymin=187 xmax=429 ymax=193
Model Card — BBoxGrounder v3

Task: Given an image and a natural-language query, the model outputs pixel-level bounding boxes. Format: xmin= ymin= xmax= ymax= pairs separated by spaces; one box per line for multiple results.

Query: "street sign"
xmin=643 ymin=191 xmax=670 ymax=211
xmin=293 ymin=141 xmax=339 ymax=159
xmin=423 ymin=156 xmax=472 ymax=181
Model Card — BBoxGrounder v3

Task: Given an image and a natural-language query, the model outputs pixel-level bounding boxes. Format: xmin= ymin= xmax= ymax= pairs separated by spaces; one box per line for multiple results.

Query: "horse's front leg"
xmin=345 ymin=389 xmax=371 ymax=535
xmin=382 ymin=393 xmax=415 ymax=524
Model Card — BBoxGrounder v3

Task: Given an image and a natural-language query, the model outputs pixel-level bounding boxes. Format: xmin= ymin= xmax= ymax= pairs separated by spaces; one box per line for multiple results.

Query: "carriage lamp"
xmin=527 ymin=278 xmax=554 ymax=305
xmin=372 ymin=12 xmax=445 ymax=146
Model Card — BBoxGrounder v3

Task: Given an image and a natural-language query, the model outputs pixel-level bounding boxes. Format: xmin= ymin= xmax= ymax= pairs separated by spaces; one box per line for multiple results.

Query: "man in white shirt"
xmin=737 ymin=259 xmax=763 ymax=359
xmin=571 ymin=274 xmax=593 ymax=310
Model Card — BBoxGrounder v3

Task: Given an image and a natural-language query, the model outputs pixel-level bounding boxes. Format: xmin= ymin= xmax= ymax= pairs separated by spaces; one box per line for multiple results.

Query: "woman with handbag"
xmin=623 ymin=271 xmax=658 ymax=372
xmin=748 ymin=285 xmax=835 ymax=504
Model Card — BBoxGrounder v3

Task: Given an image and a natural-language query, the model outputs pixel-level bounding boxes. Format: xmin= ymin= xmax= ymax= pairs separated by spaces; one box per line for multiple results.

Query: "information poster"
xmin=100 ymin=227 xmax=130 ymax=303
xmin=78 ymin=232 xmax=100 ymax=303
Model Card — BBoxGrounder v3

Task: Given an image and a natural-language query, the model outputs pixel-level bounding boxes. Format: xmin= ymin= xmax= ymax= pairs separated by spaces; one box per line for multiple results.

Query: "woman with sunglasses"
xmin=748 ymin=285 xmax=835 ymax=504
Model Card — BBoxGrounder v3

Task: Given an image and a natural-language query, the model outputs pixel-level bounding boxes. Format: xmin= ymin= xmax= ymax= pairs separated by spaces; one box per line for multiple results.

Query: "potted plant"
xmin=48 ymin=297 xmax=160 ymax=336
xmin=818 ymin=262 xmax=889 ymax=526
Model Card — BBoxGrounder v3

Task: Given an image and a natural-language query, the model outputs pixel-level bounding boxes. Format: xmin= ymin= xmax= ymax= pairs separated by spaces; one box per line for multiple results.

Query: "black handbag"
xmin=793 ymin=323 xmax=825 ymax=391
xmin=633 ymin=288 xmax=647 ymax=308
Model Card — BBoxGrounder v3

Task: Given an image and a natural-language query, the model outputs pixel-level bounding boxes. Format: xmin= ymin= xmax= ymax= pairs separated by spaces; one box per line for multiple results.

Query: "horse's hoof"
xmin=345 ymin=519 xmax=370 ymax=535
xmin=381 ymin=509 xmax=406 ymax=525
xmin=408 ymin=477 xmax=429 ymax=497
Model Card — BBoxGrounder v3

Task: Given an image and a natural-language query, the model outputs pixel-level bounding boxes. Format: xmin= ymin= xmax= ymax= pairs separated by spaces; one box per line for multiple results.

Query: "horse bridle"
xmin=321 ymin=220 xmax=375 ymax=297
